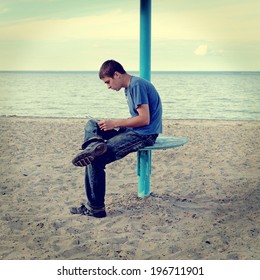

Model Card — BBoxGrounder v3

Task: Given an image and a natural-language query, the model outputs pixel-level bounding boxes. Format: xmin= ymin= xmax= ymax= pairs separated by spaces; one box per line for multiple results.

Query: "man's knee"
xmin=85 ymin=119 xmax=97 ymax=129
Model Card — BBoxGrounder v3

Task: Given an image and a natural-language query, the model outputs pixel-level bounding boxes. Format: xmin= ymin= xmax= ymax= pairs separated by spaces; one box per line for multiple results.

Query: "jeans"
xmin=83 ymin=119 xmax=158 ymax=209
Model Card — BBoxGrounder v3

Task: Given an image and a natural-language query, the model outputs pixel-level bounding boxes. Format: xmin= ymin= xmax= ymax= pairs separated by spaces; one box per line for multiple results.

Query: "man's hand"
xmin=98 ymin=120 xmax=116 ymax=131
xmin=98 ymin=105 xmax=150 ymax=131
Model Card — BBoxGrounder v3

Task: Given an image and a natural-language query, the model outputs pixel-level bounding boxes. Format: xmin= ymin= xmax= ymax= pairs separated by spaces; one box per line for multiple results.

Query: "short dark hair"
xmin=99 ymin=60 xmax=126 ymax=79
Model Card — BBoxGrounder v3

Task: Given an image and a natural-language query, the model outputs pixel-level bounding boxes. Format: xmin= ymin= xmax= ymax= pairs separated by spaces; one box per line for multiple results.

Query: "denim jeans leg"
xmin=106 ymin=130 xmax=157 ymax=160
xmin=83 ymin=119 xmax=100 ymax=142
xmin=85 ymin=162 xmax=106 ymax=209
xmin=83 ymin=122 xmax=157 ymax=209
xmin=83 ymin=119 xmax=120 ymax=208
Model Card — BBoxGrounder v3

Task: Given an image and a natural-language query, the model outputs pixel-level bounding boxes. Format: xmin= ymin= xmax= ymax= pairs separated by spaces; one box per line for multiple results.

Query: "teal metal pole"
xmin=138 ymin=0 xmax=152 ymax=197
xmin=140 ymin=0 xmax=151 ymax=81
xmin=137 ymin=150 xmax=152 ymax=198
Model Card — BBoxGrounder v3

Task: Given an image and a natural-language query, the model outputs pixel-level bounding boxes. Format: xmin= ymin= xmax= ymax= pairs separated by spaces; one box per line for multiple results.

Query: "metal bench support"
xmin=137 ymin=149 xmax=152 ymax=197
xmin=136 ymin=135 xmax=188 ymax=198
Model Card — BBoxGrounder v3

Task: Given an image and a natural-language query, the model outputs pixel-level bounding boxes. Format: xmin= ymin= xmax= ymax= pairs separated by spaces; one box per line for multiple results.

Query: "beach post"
xmin=137 ymin=149 xmax=152 ymax=197
xmin=140 ymin=0 xmax=151 ymax=81
xmin=138 ymin=0 xmax=152 ymax=197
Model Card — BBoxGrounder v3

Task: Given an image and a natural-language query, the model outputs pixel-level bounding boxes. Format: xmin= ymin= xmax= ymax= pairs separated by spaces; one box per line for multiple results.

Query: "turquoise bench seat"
xmin=136 ymin=135 xmax=188 ymax=198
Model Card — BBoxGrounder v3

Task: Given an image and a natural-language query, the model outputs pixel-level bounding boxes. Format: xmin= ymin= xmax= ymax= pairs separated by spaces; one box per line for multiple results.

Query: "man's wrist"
xmin=113 ymin=119 xmax=122 ymax=128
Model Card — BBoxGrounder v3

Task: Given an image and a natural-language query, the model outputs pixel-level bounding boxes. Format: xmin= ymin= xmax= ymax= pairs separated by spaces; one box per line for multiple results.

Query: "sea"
xmin=0 ymin=71 xmax=259 ymax=120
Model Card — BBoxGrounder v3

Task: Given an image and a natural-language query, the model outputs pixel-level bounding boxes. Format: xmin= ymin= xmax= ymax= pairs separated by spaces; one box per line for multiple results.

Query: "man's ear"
xmin=114 ymin=71 xmax=121 ymax=79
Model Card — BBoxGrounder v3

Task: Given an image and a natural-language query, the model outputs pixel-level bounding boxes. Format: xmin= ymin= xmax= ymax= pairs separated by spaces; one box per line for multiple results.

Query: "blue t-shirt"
xmin=125 ymin=76 xmax=162 ymax=135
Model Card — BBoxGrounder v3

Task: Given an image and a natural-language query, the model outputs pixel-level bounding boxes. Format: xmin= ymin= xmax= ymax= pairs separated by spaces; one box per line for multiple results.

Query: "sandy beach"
xmin=0 ymin=116 xmax=259 ymax=260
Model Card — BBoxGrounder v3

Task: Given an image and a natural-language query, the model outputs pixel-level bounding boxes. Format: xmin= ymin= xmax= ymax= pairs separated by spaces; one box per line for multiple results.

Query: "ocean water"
xmin=0 ymin=71 xmax=259 ymax=120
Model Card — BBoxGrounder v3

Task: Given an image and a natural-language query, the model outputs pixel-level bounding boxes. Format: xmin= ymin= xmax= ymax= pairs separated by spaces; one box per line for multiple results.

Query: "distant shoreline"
xmin=1 ymin=115 xmax=260 ymax=124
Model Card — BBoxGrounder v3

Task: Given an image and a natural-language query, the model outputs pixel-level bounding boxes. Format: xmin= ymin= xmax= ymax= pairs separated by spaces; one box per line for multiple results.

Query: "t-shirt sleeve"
xmin=131 ymin=83 xmax=149 ymax=109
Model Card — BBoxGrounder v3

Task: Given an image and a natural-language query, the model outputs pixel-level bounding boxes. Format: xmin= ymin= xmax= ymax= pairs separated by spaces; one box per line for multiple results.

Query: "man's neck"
xmin=121 ymin=73 xmax=132 ymax=88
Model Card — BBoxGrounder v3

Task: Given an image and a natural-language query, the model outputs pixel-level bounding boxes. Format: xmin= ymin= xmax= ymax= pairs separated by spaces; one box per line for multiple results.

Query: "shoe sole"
xmin=72 ymin=142 xmax=107 ymax=167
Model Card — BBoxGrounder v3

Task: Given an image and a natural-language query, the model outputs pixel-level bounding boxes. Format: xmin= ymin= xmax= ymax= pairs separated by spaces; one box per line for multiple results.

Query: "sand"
xmin=0 ymin=116 xmax=259 ymax=260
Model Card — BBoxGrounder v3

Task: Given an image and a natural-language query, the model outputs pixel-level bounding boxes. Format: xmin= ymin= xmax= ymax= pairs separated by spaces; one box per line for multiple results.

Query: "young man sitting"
xmin=71 ymin=60 xmax=162 ymax=218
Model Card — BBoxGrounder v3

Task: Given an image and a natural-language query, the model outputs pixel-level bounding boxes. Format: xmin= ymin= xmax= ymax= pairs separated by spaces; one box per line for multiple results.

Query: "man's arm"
xmin=98 ymin=104 xmax=150 ymax=131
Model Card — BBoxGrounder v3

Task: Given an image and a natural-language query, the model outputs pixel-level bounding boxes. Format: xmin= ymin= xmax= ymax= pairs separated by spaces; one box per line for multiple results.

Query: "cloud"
xmin=194 ymin=44 xmax=208 ymax=56
xmin=152 ymin=1 xmax=260 ymax=42
xmin=0 ymin=10 xmax=139 ymax=41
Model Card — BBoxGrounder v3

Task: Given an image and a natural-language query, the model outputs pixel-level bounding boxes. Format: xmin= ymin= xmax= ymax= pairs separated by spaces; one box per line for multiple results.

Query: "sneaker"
xmin=81 ymin=136 xmax=104 ymax=150
xmin=70 ymin=203 xmax=106 ymax=218
xmin=72 ymin=141 xmax=107 ymax=167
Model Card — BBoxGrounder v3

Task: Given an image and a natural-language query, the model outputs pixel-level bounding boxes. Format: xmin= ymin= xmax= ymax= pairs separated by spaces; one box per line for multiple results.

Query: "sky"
xmin=0 ymin=0 xmax=259 ymax=71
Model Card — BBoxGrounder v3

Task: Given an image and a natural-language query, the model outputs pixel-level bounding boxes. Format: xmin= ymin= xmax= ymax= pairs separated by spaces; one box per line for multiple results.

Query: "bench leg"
xmin=137 ymin=150 xmax=152 ymax=198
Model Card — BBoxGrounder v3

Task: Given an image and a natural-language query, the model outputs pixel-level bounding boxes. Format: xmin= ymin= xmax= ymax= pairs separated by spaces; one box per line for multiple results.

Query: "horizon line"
xmin=0 ymin=70 xmax=259 ymax=73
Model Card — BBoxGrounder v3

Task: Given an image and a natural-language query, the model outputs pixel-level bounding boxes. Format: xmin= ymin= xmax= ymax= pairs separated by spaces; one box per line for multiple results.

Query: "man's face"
xmin=102 ymin=72 xmax=122 ymax=91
